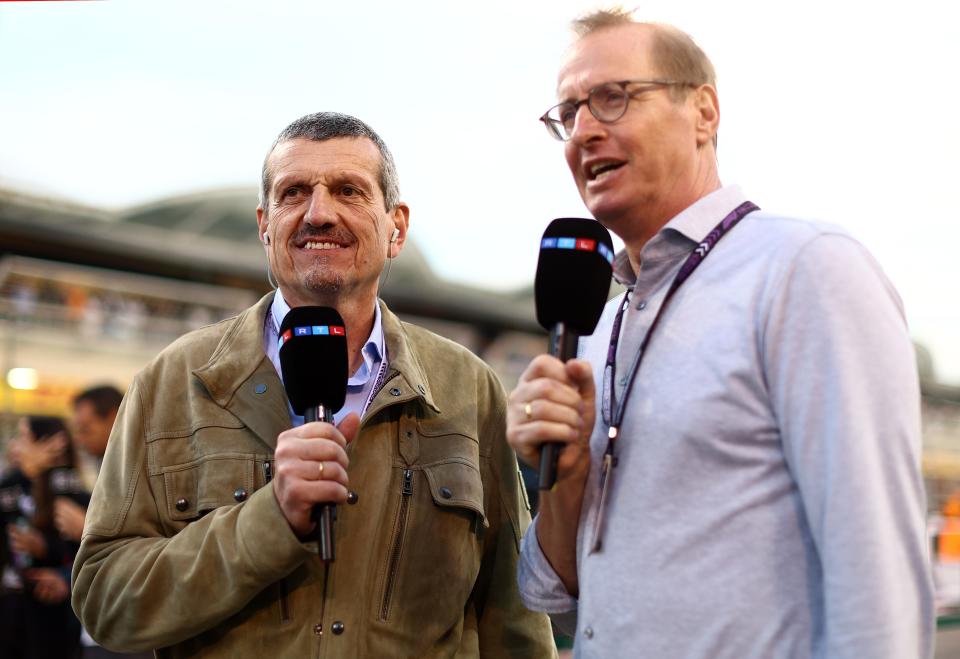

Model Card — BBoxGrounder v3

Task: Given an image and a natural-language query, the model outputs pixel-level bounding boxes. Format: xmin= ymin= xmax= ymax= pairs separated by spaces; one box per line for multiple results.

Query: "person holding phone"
xmin=1 ymin=416 xmax=88 ymax=659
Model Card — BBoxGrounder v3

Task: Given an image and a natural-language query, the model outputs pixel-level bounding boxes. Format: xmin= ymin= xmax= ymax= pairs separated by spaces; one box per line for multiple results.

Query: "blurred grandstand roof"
xmin=0 ymin=186 xmax=540 ymax=334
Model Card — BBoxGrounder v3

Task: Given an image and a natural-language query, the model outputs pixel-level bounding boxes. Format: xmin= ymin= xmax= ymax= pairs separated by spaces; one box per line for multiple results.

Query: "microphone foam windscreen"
xmin=278 ymin=306 xmax=348 ymax=415
xmin=534 ymin=218 xmax=614 ymax=335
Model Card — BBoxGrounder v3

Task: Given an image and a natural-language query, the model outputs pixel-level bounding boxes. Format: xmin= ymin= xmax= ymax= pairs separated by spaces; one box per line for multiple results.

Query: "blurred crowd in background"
xmin=1 ymin=386 xmax=152 ymax=658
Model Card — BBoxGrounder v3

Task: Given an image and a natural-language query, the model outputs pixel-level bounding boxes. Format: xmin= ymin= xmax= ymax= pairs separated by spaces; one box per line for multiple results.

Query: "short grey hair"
xmin=259 ymin=112 xmax=401 ymax=214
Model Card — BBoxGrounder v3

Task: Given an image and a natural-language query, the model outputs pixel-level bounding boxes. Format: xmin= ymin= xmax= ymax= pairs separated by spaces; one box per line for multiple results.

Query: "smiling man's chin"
xmin=303 ymin=271 xmax=344 ymax=297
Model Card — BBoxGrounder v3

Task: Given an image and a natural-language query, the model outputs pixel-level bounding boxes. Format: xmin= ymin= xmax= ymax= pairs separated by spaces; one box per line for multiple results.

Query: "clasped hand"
xmin=272 ymin=413 xmax=359 ymax=537
xmin=506 ymin=355 xmax=596 ymax=484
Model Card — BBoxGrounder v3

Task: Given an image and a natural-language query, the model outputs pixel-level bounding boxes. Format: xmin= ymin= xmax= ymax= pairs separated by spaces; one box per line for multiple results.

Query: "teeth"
xmin=589 ymin=162 xmax=620 ymax=179
xmin=305 ymin=241 xmax=341 ymax=250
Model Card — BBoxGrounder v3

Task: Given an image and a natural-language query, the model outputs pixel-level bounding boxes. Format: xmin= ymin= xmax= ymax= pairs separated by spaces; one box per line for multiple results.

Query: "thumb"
xmin=565 ymin=359 xmax=596 ymax=403
xmin=337 ymin=412 xmax=361 ymax=445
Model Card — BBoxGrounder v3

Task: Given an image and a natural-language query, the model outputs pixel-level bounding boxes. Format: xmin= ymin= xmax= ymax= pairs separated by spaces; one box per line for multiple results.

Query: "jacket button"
xmin=233 ymin=488 xmax=248 ymax=502
xmin=175 ymin=498 xmax=189 ymax=511
xmin=331 ymin=621 xmax=345 ymax=635
xmin=584 ymin=626 xmax=594 ymax=639
xmin=439 ymin=487 xmax=452 ymax=499
xmin=389 ymin=387 xmax=402 ymax=396
xmin=346 ymin=490 xmax=359 ymax=505
xmin=313 ymin=623 xmax=322 ymax=636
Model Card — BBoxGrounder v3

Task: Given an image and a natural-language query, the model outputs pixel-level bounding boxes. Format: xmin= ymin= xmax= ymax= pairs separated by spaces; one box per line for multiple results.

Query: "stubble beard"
xmin=303 ymin=261 xmax=344 ymax=300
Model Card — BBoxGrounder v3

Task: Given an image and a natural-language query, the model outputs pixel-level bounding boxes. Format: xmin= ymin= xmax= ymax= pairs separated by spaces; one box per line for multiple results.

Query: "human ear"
xmin=387 ymin=203 xmax=411 ymax=258
xmin=693 ymin=84 xmax=720 ymax=148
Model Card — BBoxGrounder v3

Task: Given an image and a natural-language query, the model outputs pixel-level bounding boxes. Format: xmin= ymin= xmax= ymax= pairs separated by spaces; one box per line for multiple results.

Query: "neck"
xmin=341 ymin=298 xmax=377 ymax=376
xmin=623 ymin=166 xmax=722 ymax=273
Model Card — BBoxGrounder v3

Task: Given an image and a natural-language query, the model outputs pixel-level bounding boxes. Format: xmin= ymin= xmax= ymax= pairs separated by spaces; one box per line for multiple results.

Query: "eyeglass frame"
xmin=539 ymin=79 xmax=697 ymax=141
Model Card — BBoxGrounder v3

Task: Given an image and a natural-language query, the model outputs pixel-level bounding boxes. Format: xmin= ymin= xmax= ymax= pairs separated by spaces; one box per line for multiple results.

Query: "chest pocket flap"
xmin=422 ymin=459 xmax=488 ymax=529
xmin=162 ymin=454 xmax=256 ymax=522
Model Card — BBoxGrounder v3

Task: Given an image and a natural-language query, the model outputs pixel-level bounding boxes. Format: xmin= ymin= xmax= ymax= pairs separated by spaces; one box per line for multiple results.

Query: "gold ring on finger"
xmin=524 ymin=401 xmax=533 ymax=421
xmin=318 ymin=462 xmax=325 ymax=479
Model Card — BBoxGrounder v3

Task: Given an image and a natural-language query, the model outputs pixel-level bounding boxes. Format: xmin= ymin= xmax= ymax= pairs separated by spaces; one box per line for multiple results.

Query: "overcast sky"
xmin=1 ymin=0 xmax=958 ymax=383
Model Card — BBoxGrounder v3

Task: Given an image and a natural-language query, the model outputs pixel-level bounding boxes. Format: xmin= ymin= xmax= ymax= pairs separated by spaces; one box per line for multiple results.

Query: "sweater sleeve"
xmin=762 ymin=232 xmax=935 ymax=659
xmin=517 ymin=514 xmax=579 ymax=635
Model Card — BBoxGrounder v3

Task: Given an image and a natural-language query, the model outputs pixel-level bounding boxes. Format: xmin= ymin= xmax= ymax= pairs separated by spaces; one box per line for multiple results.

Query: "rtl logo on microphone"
xmin=278 ymin=325 xmax=346 ymax=348
xmin=541 ymin=236 xmax=614 ymax=264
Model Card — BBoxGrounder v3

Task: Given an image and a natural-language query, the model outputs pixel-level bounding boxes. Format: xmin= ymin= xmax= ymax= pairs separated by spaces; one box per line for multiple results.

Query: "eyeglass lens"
xmin=552 ymin=83 xmax=629 ymax=138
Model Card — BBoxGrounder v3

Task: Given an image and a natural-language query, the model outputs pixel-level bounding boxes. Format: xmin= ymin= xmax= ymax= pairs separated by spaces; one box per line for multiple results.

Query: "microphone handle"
xmin=305 ymin=404 xmax=336 ymax=562
xmin=538 ymin=322 xmax=581 ymax=490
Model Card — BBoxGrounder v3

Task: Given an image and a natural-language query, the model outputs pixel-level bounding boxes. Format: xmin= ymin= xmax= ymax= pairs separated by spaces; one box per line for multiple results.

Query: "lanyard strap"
xmin=601 ymin=200 xmax=759 ymax=446
xmin=363 ymin=356 xmax=390 ymax=417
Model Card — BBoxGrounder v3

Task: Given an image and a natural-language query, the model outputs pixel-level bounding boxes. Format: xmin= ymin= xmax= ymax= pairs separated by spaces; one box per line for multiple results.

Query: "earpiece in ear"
xmin=261 ymin=231 xmax=271 ymax=246
xmin=390 ymin=228 xmax=400 ymax=244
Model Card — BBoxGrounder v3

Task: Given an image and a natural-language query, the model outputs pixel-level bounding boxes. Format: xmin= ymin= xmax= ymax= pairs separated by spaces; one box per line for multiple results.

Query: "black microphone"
xmin=534 ymin=218 xmax=614 ymax=490
xmin=278 ymin=306 xmax=348 ymax=561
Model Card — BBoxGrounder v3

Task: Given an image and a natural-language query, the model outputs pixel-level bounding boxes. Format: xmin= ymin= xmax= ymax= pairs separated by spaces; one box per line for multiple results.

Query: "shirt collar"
xmin=270 ymin=290 xmax=384 ymax=386
xmin=612 ymin=185 xmax=748 ymax=285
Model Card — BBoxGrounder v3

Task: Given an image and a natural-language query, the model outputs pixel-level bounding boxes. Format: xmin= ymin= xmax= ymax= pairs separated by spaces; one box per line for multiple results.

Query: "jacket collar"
xmin=192 ymin=293 xmax=289 ymax=450
xmin=377 ymin=300 xmax=440 ymax=415
xmin=192 ymin=293 xmax=440 ymax=450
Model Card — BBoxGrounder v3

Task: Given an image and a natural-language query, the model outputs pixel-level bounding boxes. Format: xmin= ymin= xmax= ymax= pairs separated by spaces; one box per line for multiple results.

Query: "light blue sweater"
xmin=518 ymin=185 xmax=934 ymax=658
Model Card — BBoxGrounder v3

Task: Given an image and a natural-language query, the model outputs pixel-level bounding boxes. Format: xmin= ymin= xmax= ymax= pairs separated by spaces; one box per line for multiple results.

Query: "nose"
xmin=303 ymin=188 xmax=338 ymax=227
xmin=568 ymin=103 xmax=605 ymax=145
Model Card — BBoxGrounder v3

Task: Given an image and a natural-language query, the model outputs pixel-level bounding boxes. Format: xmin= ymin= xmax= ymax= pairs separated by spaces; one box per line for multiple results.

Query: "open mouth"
xmin=587 ymin=160 xmax=625 ymax=182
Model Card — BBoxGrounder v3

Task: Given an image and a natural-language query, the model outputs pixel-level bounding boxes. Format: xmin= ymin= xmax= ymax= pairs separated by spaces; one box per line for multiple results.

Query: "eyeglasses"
xmin=539 ymin=79 xmax=694 ymax=141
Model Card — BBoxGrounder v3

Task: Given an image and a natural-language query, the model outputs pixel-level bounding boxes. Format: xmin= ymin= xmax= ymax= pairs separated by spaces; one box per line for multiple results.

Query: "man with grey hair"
xmin=72 ymin=112 xmax=555 ymax=657
xmin=507 ymin=9 xmax=933 ymax=658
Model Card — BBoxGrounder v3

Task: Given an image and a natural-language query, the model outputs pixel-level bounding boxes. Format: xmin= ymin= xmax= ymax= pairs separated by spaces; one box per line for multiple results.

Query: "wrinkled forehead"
xmin=270 ymin=136 xmax=380 ymax=169
xmin=557 ymin=24 xmax=658 ymax=101
xmin=267 ymin=136 xmax=382 ymax=187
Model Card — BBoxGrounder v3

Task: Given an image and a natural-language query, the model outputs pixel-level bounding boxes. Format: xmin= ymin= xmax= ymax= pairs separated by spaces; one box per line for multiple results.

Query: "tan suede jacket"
xmin=72 ymin=294 xmax=554 ymax=658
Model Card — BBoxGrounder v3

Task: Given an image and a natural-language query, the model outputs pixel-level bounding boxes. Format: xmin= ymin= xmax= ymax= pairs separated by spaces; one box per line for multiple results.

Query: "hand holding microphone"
xmin=507 ymin=354 xmax=597 ymax=483
xmin=273 ymin=416 xmax=357 ymax=538
xmin=274 ymin=306 xmax=352 ymax=560
xmin=506 ymin=219 xmax=613 ymax=490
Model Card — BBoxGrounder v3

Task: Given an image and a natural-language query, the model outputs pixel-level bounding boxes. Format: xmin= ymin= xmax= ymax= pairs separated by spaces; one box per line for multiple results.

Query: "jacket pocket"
xmin=377 ymin=459 xmax=487 ymax=624
xmin=379 ymin=468 xmax=414 ymax=621
xmin=161 ymin=453 xmax=256 ymax=523
xmin=421 ymin=459 xmax=488 ymax=530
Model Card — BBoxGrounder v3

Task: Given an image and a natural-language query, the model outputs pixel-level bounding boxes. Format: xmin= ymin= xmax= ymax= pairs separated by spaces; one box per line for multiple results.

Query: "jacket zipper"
xmin=263 ymin=460 xmax=290 ymax=624
xmin=379 ymin=468 xmax=413 ymax=621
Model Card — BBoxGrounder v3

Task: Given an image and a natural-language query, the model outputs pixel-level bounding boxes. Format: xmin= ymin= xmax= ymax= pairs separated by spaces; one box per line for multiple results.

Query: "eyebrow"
xmin=556 ymin=85 xmax=579 ymax=105
xmin=271 ymin=173 xmax=306 ymax=193
xmin=332 ymin=170 xmax=376 ymax=188
xmin=272 ymin=170 xmax=376 ymax=195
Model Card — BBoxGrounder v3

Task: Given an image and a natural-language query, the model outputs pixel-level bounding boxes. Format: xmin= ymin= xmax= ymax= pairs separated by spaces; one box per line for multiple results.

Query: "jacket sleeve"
xmin=71 ymin=376 xmax=313 ymax=653
xmin=763 ymin=233 xmax=935 ymax=659
xmin=470 ymin=368 xmax=557 ymax=658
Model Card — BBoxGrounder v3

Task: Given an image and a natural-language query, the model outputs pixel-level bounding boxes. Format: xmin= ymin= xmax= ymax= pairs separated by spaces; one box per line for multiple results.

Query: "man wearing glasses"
xmin=507 ymin=9 xmax=933 ymax=657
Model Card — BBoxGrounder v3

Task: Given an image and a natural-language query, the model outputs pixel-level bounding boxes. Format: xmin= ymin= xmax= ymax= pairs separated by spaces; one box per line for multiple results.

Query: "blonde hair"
xmin=572 ymin=8 xmax=717 ymax=98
